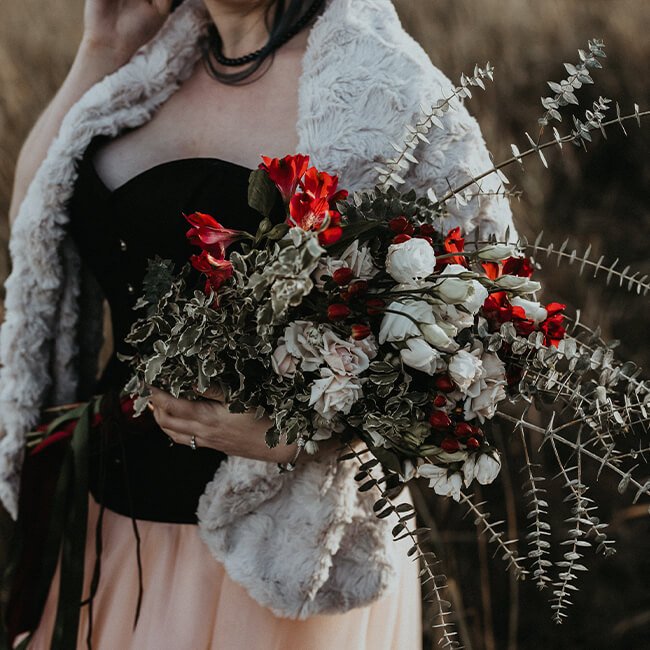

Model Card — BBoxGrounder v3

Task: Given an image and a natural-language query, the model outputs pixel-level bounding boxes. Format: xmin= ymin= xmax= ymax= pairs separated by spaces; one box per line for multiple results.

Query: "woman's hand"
xmin=82 ymin=0 xmax=174 ymax=68
xmin=148 ymin=386 xmax=299 ymax=464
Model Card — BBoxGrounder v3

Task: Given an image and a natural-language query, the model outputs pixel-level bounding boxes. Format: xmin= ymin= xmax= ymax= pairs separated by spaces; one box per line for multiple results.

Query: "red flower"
xmin=190 ymin=250 xmax=234 ymax=294
xmin=540 ymin=303 xmax=566 ymax=347
xmin=481 ymin=261 xmax=502 ymax=280
xmin=502 ymin=256 xmax=534 ymax=278
xmin=392 ymin=233 xmax=411 ymax=245
xmin=327 ymin=303 xmax=351 ymax=321
xmin=439 ymin=227 xmax=466 ymax=267
xmin=319 ymin=225 xmax=343 ymax=247
xmin=351 ymin=324 xmax=372 ymax=340
xmin=333 ymin=267 xmax=354 ymax=286
xmin=301 ymin=167 xmax=348 ymax=206
xmin=184 ymin=212 xmax=245 ymax=258
xmin=259 ymin=154 xmax=310 ymax=202
xmin=419 ymin=223 xmax=437 ymax=237
xmin=429 ymin=411 xmax=452 ymax=429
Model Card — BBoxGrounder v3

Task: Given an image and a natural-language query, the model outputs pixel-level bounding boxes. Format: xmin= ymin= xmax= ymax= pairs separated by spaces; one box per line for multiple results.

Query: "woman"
xmin=1 ymin=0 xmax=514 ymax=648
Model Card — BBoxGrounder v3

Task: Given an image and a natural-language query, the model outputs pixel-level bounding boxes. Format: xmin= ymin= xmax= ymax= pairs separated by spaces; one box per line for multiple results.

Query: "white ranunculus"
xmin=400 ymin=337 xmax=445 ymax=375
xmin=321 ymin=329 xmax=372 ymax=376
xmin=448 ymin=348 xmax=484 ymax=395
xmin=465 ymin=280 xmax=489 ymax=314
xmin=283 ymin=321 xmax=324 ymax=372
xmin=477 ymin=244 xmax=516 ymax=261
xmin=417 ymin=464 xmax=462 ymax=501
xmin=461 ymin=455 xmax=477 ymax=488
xmin=462 ymin=349 xmax=507 ymax=422
xmin=510 ymin=297 xmax=548 ymax=324
xmin=434 ymin=264 xmax=474 ymax=304
xmin=271 ymin=341 xmax=299 ymax=377
xmin=420 ymin=322 xmax=458 ymax=352
xmin=494 ymin=275 xmax=542 ymax=294
xmin=385 ymin=237 xmax=436 ymax=285
xmin=308 ymin=368 xmax=364 ymax=420
xmin=475 ymin=453 xmax=502 ymax=485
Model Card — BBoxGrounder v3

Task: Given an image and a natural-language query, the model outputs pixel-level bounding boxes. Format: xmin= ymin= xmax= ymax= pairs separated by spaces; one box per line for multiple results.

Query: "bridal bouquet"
xmin=121 ymin=153 xmax=566 ymax=500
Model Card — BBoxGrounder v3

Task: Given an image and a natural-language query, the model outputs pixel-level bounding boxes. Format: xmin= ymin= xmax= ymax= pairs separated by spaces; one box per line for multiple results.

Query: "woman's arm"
xmin=8 ymin=0 xmax=173 ymax=225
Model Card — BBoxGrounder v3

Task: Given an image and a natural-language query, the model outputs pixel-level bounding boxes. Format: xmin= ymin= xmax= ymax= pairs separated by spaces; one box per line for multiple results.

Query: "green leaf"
xmin=248 ymin=169 xmax=278 ymax=218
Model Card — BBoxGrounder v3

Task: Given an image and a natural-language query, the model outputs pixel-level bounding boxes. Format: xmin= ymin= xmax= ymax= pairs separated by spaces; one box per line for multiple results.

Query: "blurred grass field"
xmin=1 ymin=1 xmax=649 ymax=648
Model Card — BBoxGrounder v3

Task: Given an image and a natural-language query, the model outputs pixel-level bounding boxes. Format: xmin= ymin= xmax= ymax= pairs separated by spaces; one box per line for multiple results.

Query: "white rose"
xmin=283 ymin=321 xmax=324 ymax=372
xmin=494 ymin=275 xmax=542 ymax=294
xmin=477 ymin=244 xmax=516 ymax=261
xmin=385 ymin=237 xmax=436 ymax=285
xmin=448 ymin=348 xmax=484 ymax=395
xmin=271 ymin=342 xmax=299 ymax=377
xmin=400 ymin=338 xmax=445 ymax=375
xmin=510 ymin=297 xmax=548 ymax=324
xmin=313 ymin=241 xmax=378 ymax=289
xmin=475 ymin=453 xmax=502 ymax=485
xmin=435 ymin=264 xmax=485 ymax=313
xmin=417 ymin=464 xmax=462 ymax=501
xmin=461 ymin=455 xmax=477 ymax=488
xmin=321 ymin=329 xmax=371 ymax=376
xmin=308 ymin=368 xmax=364 ymax=420
xmin=465 ymin=383 xmax=506 ymax=421
xmin=379 ymin=300 xmax=458 ymax=351
xmin=432 ymin=303 xmax=475 ymax=337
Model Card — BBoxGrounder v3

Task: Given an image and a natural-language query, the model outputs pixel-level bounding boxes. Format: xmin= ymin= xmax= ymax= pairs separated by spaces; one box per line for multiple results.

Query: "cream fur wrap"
xmin=0 ymin=0 xmax=514 ymax=616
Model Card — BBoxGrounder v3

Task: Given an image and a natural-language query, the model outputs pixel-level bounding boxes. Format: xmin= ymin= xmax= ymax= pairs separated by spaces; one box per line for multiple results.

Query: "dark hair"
xmin=201 ymin=0 xmax=325 ymax=85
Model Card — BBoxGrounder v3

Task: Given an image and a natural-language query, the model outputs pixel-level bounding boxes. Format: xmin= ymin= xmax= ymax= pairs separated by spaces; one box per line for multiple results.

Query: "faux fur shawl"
xmin=0 ymin=0 xmax=513 ymax=616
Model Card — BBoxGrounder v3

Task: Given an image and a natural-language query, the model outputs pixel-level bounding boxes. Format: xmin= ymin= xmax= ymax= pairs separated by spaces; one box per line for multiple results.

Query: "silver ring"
xmin=190 ymin=435 xmax=197 ymax=451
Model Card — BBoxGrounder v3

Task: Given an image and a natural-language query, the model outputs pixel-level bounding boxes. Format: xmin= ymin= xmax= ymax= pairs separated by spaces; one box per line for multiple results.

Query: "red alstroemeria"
xmin=438 ymin=227 xmax=466 ymax=267
xmin=184 ymin=212 xmax=246 ymax=258
xmin=481 ymin=261 xmax=502 ymax=280
xmin=540 ymin=303 xmax=566 ymax=347
xmin=190 ymin=250 xmax=234 ymax=294
xmin=288 ymin=194 xmax=330 ymax=230
xmin=301 ymin=167 xmax=348 ymax=206
xmin=259 ymin=154 xmax=310 ymax=202
xmin=482 ymin=291 xmax=535 ymax=336
xmin=502 ymin=256 xmax=534 ymax=278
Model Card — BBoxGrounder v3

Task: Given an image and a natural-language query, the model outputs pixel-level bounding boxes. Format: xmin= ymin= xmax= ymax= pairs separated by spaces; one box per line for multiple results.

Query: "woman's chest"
xmin=94 ymin=55 xmax=303 ymax=191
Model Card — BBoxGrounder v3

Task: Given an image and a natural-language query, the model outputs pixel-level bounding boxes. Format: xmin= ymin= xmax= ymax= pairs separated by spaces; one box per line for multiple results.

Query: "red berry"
xmin=441 ymin=437 xmax=460 ymax=452
xmin=434 ymin=375 xmax=455 ymax=393
xmin=333 ymin=267 xmax=354 ymax=286
xmin=433 ymin=395 xmax=447 ymax=408
xmin=419 ymin=223 xmax=436 ymax=237
xmin=366 ymin=298 xmax=386 ymax=316
xmin=327 ymin=304 xmax=351 ymax=321
xmin=351 ymin=324 xmax=372 ymax=340
xmin=429 ymin=411 xmax=452 ymax=429
xmin=392 ymin=233 xmax=412 ymax=245
xmin=348 ymin=280 xmax=369 ymax=296
xmin=339 ymin=290 xmax=351 ymax=302
xmin=466 ymin=437 xmax=480 ymax=450
xmin=454 ymin=422 xmax=474 ymax=438
xmin=388 ymin=216 xmax=409 ymax=233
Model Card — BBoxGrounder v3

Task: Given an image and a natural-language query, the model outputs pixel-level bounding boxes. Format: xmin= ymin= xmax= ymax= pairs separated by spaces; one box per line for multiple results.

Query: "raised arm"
xmin=8 ymin=0 xmax=173 ymax=225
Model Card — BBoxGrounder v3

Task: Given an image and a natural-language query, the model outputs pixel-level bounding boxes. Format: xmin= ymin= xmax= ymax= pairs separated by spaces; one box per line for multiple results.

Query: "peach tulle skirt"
xmin=21 ymin=495 xmax=422 ymax=650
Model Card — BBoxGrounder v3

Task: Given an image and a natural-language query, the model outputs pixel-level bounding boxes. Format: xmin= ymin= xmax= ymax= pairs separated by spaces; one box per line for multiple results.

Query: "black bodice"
xmin=67 ymin=136 xmax=279 ymax=523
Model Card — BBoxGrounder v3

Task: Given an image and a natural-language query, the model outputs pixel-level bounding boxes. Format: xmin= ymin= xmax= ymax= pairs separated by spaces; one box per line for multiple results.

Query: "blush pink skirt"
xmin=20 ymin=495 xmax=422 ymax=649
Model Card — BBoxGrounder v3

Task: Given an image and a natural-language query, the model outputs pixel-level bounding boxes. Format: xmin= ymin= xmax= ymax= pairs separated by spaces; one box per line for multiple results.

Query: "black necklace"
xmin=207 ymin=0 xmax=325 ymax=68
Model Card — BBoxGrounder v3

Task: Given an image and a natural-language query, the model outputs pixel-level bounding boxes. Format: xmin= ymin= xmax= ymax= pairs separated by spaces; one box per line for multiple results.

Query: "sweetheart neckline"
xmin=88 ymin=154 xmax=255 ymax=195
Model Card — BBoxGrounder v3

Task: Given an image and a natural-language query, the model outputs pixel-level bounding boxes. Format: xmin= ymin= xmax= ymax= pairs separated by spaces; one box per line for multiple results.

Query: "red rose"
xmin=388 ymin=216 xmax=410 ymax=233
xmin=392 ymin=233 xmax=411 ymax=244
xmin=419 ymin=223 xmax=437 ymax=237
xmin=259 ymin=154 xmax=310 ymax=202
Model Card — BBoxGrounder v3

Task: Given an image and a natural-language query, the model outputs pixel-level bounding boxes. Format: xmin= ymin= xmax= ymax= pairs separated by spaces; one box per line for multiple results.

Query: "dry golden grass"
xmin=1 ymin=1 xmax=649 ymax=648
